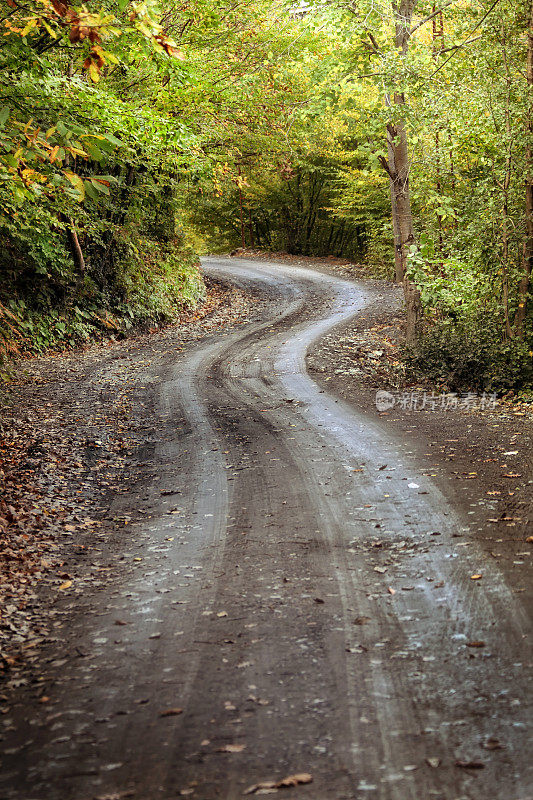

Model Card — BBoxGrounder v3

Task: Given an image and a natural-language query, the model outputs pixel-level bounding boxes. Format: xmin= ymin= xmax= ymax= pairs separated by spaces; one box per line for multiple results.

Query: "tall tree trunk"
xmin=237 ymin=165 xmax=246 ymax=249
xmin=500 ymin=180 xmax=513 ymax=339
xmin=386 ymin=129 xmax=403 ymax=282
xmin=497 ymin=34 xmax=514 ymax=340
xmin=381 ymin=0 xmax=422 ymax=340
xmin=248 ymin=208 xmax=255 ymax=249
xmin=433 ymin=6 xmax=445 ymax=251
xmin=515 ymin=0 xmax=533 ymax=337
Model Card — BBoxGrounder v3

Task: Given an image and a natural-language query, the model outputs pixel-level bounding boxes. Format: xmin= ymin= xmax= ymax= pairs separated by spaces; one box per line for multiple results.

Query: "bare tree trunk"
xmin=390 ymin=122 xmax=422 ymax=340
xmin=433 ymin=6 xmax=445 ymax=251
xmin=67 ymin=224 xmax=86 ymax=277
xmin=386 ymin=129 xmax=403 ymax=282
xmin=379 ymin=0 xmax=422 ymax=340
xmin=59 ymin=212 xmax=86 ymax=281
xmin=515 ymin=0 xmax=533 ymax=337
xmin=497 ymin=35 xmax=514 ymax=340
xmin=237 ymin=165 xmax=246 ymax=249
xmin=248 ymin=208 xmax=255 ymax=249
xmin=500 ymin=187 xmax=513 ymax=339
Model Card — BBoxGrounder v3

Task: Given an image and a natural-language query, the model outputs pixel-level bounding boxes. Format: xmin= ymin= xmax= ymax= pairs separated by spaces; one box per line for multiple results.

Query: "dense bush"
xmin=405 ymin=319 xmax=533 ymax=393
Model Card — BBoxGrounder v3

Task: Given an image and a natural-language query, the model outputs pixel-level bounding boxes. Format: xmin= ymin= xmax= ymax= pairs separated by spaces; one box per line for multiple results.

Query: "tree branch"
xmin=409 ymin=0 xmax=456 ymax=37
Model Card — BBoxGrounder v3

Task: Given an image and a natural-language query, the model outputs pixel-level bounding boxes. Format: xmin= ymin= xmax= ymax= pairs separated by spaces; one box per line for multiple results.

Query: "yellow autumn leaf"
xmin=88 ymin=62 xmax=100 ymax=83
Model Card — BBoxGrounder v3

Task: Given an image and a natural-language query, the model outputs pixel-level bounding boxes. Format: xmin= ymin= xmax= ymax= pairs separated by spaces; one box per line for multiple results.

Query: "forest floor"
xmin=0 ymin=255 xmax=531 ymax=800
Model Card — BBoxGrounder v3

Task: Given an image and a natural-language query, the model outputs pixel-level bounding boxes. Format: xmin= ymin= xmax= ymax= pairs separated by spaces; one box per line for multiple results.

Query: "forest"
xmin=0 ymin=0 xmax=531 ymax=393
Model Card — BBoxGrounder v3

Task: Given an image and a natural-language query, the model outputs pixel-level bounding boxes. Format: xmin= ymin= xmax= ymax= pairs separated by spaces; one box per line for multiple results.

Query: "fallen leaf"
xmin=387 ymin=587 xmax=396 ymax=595
xmin=277 ymin=773 xmax=313 ymax=788
xmin=244 ymin=773 xmax=313 ymax=794
xmin=466 ymin=641 xmax=485 ymax=648
xmin=470 ymin=574 xmax=482 ymax=580
xmin=244 ymin=782 xmax=277 ymax=795
xmin=218 ymin=743 xmax=246 ymax=753
xmin=247 ymin=695 xmax=270 ymax=706
xmin=503 ymin=473 xmax=522 ymax=478
xmin=159 ymin=707 xmax=183 ymax=717
xmin=58 ymin=580 xmax=72 ymax=590
xmin=217 ymin=611 xmax=228 ymax=618
xmin=483 ymin=737 xmax=504 ymax=750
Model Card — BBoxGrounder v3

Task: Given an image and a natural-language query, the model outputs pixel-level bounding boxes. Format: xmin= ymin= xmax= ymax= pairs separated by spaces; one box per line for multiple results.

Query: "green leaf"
xmin=63 ymin=170 xmax=85 ymax=202
xmin=90 ymin=178 xmax=110 ymax=195
xmin=83 ymin=180 xmax=100 ymax=200
xmin=84 ymin=141 xmax=103 ymax=161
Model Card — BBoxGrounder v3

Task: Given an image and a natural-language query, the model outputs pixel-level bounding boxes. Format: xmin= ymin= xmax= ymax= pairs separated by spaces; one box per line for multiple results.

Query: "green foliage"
xmin=406 ymin=239 xmax=496 ymax=319
xmin=117 ymin=236 xmax=204 ymax=322
xmin=405 ymin=319 xmax=533 ymax=393
xmin=1 ymin=235 xmax=203 ymax=361
xmin=0 ymin=0 xmax=313 ymax=364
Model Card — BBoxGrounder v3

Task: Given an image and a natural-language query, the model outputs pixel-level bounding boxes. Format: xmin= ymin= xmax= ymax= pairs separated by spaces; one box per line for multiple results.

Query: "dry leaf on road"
xmin=159 ymin=707 xmax=183 ymax=717
xmin=484 ymin=737 xmax=504 ymax=750
xmin=244 ymin=773 xmax=313 ymax=794
xmin=218 ymin=743 xmax=246 ymax=753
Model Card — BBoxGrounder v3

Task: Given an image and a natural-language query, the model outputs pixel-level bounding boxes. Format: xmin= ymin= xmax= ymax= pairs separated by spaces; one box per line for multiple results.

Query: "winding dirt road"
xmin=1 ymin=257 xmax=531 ymax=800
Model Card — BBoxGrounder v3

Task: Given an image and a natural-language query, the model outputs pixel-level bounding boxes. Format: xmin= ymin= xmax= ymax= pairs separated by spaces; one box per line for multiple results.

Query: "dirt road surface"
xmin=1 ymin=257 xmax=531 ymax=800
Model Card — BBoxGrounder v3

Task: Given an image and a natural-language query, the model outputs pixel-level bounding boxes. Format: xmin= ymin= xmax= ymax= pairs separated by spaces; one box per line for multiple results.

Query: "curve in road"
xmin=1 ymin=257 xmax=530 ymax=800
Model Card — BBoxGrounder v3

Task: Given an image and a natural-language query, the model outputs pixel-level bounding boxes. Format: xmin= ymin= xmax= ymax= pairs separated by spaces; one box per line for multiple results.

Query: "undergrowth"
xmin=404 ymin=318 xmax=533 ymax=395
xmin=0 ymin=237 xmax=204 ymax=370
